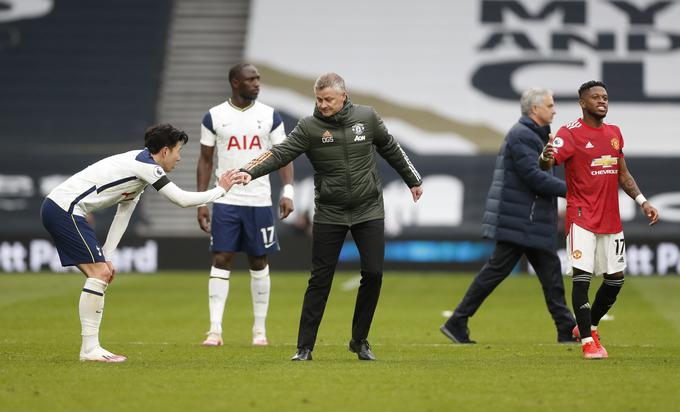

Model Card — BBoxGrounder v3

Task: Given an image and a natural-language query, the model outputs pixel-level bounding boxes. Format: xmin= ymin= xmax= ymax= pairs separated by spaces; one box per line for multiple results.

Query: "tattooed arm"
xmin=619 ymin=157 xmax=659 ymax=226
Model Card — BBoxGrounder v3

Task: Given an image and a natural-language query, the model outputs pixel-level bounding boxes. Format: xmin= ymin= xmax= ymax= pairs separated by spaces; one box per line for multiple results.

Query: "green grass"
xmin=1 ymin=272 xmax=679 ymax=412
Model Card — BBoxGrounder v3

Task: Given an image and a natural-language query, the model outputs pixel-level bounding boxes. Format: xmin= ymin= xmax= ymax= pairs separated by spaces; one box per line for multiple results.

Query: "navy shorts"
xmin=41 ymin=198 xmax=105 ymax=267
xmin=210 ymin=204 xmax=279 ymax=256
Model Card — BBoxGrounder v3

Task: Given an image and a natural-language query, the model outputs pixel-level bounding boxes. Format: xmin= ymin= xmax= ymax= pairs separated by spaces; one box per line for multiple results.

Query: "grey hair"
xmin=520 ymin=87 xmax=552 ymax=116
xmin=314 ymin=73 xmax=346 ymax=93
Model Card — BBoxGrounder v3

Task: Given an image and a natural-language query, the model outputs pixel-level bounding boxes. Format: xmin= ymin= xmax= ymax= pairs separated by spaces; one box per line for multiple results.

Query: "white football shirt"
xmin=47 ymin=149 xmax=168 ymax=217
xmin=200 ymin=100 xmax=286 ymax=206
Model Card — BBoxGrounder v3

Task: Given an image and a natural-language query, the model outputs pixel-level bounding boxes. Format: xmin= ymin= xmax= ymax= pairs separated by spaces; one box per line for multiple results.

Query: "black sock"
xmin=572 ymin=271 xmax=592 ymax=339
xmin=591 ymin=277 xmax=624 ymax=326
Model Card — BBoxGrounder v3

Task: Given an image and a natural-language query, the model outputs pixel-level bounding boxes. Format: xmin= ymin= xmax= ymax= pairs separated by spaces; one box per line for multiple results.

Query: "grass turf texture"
xmin=1 ymin=272 xmax=679 ymax=412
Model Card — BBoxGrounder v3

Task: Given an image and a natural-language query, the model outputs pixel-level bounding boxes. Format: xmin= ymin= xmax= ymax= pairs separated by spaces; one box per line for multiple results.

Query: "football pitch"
xmin=1 ymin=272 xmax=679 ymax=412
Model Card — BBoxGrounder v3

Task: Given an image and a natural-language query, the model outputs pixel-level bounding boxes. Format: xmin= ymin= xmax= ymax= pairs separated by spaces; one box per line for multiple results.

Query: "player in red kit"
xmin=539 ymin=81 xmax=659 ymax=360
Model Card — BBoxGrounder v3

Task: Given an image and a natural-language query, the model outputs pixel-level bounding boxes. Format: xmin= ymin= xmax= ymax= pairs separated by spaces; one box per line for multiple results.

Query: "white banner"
xmin=247 ymin=0 xmax=680 ymax=155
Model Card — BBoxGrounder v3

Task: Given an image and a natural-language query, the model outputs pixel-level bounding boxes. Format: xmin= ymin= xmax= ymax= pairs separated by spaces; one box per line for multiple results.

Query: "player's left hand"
xmin=642 ymin=202 xmax=659 ymax=226
xmin=279 ymin=197 xmax=294 ymax=220
xmin=106 ymin=261 xmax=116 ymax=284
xmin=411 ymin=185 xmax=423 ymax=203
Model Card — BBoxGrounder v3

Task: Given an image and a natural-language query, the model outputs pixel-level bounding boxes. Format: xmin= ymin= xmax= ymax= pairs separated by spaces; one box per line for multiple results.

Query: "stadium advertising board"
xmin=2 ymin=155 xmax=679 ymax=274
xmin=2 ymin=237 xmax=680 ymax=276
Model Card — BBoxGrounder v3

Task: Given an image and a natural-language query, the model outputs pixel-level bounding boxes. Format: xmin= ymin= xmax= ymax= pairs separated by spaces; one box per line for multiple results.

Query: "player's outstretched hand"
xmin=542 ymin=134 xmax=556 ymax=160
xmin=197 ymin=206 xmax=211 ymax=233
xmin=218 ymin=169 xmax=240 ymax=191
xmin=642 ymin=202 xmax=659 ymax=226
xmin=411 ymin=185 xmax=423 ymax=203
xmin=279 ymin=197 xmax=294 ymax=220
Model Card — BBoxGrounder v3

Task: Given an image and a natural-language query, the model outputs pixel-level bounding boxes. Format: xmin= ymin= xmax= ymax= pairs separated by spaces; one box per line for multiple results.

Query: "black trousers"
xmin=449 ymin=241 xmax=575 ymax=333
xmin=297 ymin=219 xmax=385 ymax=350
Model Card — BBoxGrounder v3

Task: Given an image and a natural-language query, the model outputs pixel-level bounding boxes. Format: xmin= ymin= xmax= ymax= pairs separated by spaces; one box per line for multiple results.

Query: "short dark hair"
xmin=144 ymin=124 xmax=188 ymax=154
xmin=578 ymin=80 xmax=607 ymax=97
xmin=228 ymin=62 xmax=254 ymax=83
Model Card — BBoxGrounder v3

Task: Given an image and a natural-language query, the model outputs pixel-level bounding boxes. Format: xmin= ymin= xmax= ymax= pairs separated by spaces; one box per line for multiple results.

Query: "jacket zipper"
xmin=342 ymin=126 xmax=352 ymax=225
xmin=529 ymin=196 xmax=537 ymax=222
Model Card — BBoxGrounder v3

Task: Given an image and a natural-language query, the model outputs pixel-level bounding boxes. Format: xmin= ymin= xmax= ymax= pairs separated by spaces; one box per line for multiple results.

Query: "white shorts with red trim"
xmin=566 ymin=223 xmax=626 ymax=276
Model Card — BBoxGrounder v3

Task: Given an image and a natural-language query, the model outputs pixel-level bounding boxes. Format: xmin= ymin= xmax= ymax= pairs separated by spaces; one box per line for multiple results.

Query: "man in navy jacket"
xmin=441 ymin=88 xmax=576 ymax=344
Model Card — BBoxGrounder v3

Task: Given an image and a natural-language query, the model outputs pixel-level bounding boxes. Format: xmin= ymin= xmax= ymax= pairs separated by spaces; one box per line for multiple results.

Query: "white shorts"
xmin=566 ymin=223 xmax=626 ymax=276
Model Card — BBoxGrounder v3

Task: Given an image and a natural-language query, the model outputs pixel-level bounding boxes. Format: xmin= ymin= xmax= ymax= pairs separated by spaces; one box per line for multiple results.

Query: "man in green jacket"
xmin=236 ymin=73 xmax=423 ymax=361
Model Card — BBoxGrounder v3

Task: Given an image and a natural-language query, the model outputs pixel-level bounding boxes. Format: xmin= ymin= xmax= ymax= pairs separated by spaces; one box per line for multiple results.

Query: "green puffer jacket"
xmin=244 ymin=99 xmax=422 ymax=225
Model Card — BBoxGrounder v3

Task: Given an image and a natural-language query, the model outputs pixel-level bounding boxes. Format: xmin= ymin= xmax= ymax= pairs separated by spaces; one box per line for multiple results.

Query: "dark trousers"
xmin=297 ymin=219 xmax=385 ymax=350
xmin=448 ymin=241 xmax=575 ymax=333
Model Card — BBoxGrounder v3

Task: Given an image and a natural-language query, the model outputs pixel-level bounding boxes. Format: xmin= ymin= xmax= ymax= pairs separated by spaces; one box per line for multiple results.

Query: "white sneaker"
xmin=79 ymin=346 xmax=127 ymax=363
xmin=252 ymin=329 xmax=268 ymax=346
xmin=202 ymin=331 xmax=223 ymax=346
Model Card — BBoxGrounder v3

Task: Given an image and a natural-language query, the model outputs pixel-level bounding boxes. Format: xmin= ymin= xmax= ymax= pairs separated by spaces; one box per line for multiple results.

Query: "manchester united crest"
xmin=351 ymin=123 xmax=364 ymax=135
xmin=572 ymin=250 xmax=582 ymax=259
xmin=610 ymin=138 xmax=620 ymax=151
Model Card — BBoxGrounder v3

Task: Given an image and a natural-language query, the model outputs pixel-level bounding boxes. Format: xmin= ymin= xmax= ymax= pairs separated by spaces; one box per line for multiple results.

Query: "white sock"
xmin=208 ymin=266 xmax=230 ymax=334
xmin=581 ymin=337 xmax=595 ymax=345
xmin=79 ymin=278 xmax=108 ymax=353
xmin=250 ymin=265 xmax=270 ymax=332
xmin=591 ymin=325 xmax=598 ymax=331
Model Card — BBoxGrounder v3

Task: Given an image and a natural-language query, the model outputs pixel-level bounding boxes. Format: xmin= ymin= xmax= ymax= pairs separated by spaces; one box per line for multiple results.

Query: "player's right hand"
xmin=218 ymin=169 xmax=240 ymax=191
xmin=541 ymin=134 xmax=555 ymax=160
xmin=198 ymin=206 xmax=211 ymax=233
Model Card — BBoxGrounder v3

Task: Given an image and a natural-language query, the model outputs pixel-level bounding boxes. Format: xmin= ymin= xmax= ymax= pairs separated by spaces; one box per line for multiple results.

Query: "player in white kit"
xmin=197 ymin=63 xmax=294 ymax=346
xmin=41 ymin=124 xmax=240 ymax=362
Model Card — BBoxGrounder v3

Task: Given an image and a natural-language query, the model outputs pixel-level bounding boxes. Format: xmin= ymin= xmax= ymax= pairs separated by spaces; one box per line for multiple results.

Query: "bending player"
xmin=539 ymin=81 xmax=659 ymax=359
xmin=41 ymin=124 xmax=240 ymax=362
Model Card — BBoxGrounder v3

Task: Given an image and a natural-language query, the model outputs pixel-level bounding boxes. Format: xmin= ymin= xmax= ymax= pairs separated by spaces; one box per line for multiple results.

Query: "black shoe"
xmin=291 ymin=348 xmax=313 ymax=361
xmin=348 ymin=339 xmax=376 ymax=361
xmin=440 ymin=322 xmax=476 ymax=344
xmin=557 ymin=327 xmax=579 ymax=344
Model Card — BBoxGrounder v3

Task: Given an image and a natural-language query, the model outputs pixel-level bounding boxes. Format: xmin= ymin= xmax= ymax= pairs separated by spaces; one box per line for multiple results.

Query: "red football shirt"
xmin=553 ymin=118 xmax=624 ymax=234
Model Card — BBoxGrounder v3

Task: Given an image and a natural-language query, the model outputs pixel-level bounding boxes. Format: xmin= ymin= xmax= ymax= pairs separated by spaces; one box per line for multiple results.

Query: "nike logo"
xmin=95 ymin=310 xmax=103 ymax=313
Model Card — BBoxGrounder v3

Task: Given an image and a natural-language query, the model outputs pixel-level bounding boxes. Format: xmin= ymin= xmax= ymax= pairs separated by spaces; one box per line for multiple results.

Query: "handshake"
xmin=217 ymin=169 xmax=253 ymax=191
xmin=540 ymin=134 xmax=556 ymax=162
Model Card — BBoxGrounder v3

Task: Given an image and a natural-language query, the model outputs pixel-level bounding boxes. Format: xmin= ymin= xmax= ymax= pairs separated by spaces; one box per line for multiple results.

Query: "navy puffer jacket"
xmin=481 ymin=116 xmax=566 ymax=250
